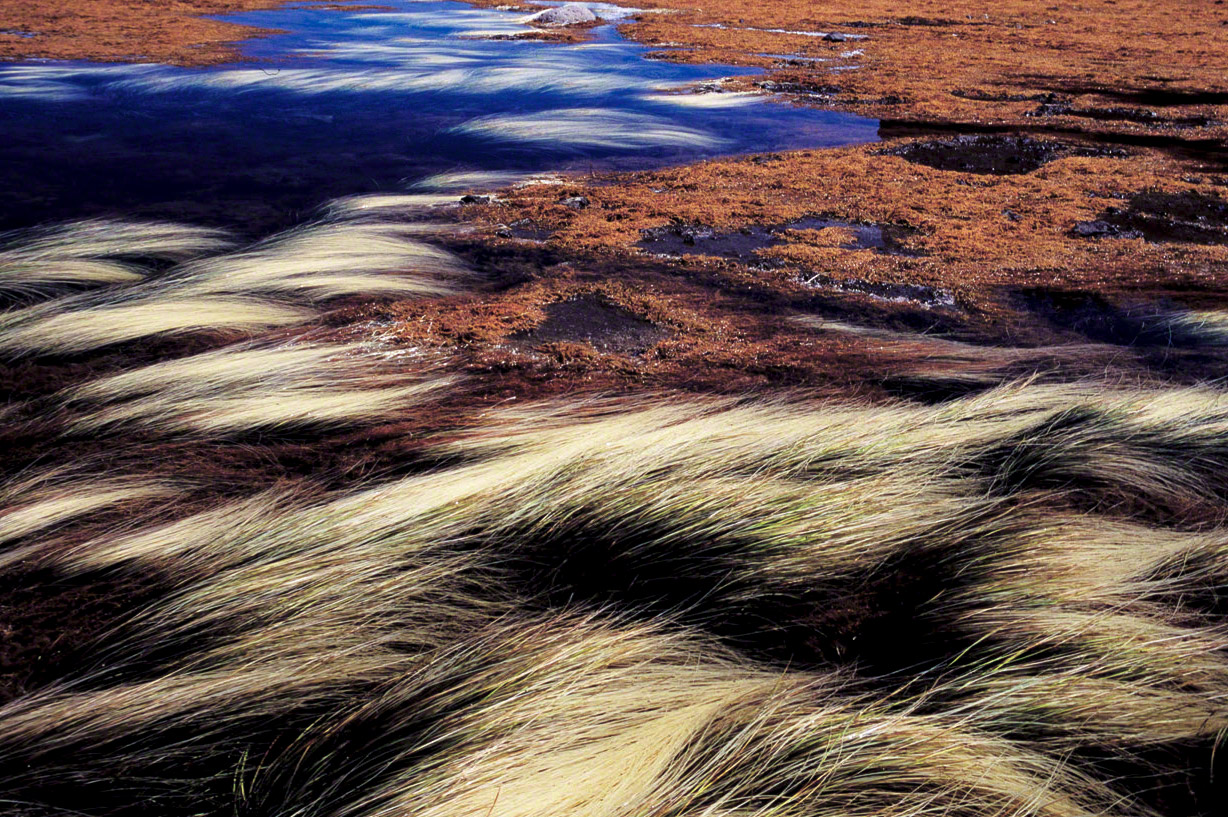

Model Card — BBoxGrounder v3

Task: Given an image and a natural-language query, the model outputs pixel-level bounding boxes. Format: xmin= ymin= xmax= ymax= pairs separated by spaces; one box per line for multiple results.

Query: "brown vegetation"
xmin=0 ymin=0 xmax=375 ymax=66
xmin=473 ymin=0 xmax=1228 ymax=141
xmin=434 ymin=2 xmax=1228 ymax=389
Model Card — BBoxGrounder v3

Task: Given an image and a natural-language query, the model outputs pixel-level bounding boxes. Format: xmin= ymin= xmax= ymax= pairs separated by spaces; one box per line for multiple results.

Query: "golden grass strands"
xmin=1 ymin=220 xmax=231 ymax=264
xmin=0 ymin=219 xmax=232 ymax=302
xmin=61 ymin=342 xmax=457 ymax=437
xmin=0 ymin=216 xmax=470 ymax=358
xmin=1161 ymin=310 xmax=1228 ymax=347
xmin=0 ymin=472 xmax=181 ymax=553
xmin=326 ymin=193 xmax=471 ymax=216
xmin=0 ymin=297 xmax=316 ymax=356
xmin=170 ymin=221 xmax=470 ymax=302
xmin=3 ymin=254 xmax=1228 ymax=817
xmin=341 ymin=619 xmax=1114 ymax=817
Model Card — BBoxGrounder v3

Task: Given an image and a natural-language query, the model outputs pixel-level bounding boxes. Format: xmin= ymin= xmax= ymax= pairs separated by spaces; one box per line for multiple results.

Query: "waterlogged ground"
xmin=0 ymin=0 xmax=876 ymax=233
xmin=0 ymin=1 xmax=1226 ymax=399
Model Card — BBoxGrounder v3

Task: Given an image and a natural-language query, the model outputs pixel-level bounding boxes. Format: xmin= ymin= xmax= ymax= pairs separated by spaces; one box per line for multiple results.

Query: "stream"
xmin=0 ymin=0 xmax=879 ymax=233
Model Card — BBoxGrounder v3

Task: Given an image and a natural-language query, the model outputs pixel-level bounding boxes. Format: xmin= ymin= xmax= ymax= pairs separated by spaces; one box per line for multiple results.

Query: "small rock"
xmin=1027 ymin=92 xmax=1073 ymax=118
xmin=1003 ymin=209 xmax=1023 ymax=222
xmin=526 ymin=4 xmax=598 ymax=27
xmin=1072 ymin=220 xmax=1141 ymax=239
xmin=1073 ymin=220 xmax=1117 ymax=237
xmin=755 ymin=79 xmax=840 ymax=95
xmin=823 ymin=32 xmax=848 ymax=42
xmin=679 ymin=226 xmax=716 ymax=245
xmin=460 ymin=194 xmax=490 ymax=205
xmin=562 ymin=195 xmax=591 ymax=210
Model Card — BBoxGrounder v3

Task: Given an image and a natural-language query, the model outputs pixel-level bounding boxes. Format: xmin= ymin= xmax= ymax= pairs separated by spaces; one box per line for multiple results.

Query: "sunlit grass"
xmin=1 ymin=218 xmax=1226 ymax=817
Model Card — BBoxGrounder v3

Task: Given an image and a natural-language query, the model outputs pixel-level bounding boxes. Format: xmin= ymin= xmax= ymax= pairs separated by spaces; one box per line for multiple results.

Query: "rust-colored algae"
xmin=435 ymin=0 xmax=1228 ymax=383
xmin=0 ymin=1 xmax=378 ymax=66
xmin=459 ymin=144 xmax=1227 ymax=329
xmin=3 ymin=0 xmax=1228 ymax=398
xmin=470 ymin=0 xmax=1228 ymax=141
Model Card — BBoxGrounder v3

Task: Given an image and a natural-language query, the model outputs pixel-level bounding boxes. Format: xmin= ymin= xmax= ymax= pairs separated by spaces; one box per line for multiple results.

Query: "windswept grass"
xmin=61 ymin=342 xmax=456 ymax=437
xmin=169 ymin=222 xmax=467 ymax=302
xmin=1162 ymin=310 xmax=1228 ymax=347
xmin=326 ymin=193 xmax=467 ymax=217
xmin=2 ymin=220 xmax=1227 ymax=817
xmin=0 ymin=470 xmax=180 ymax=550
xmin=792 ymin=315 xmax=1119 ymax=395
xmin=0 ymin=297 xmax=316 ymax=355
xmin=0 ymin=377 xmax=1224 ymax=816
xmin=0 ymin=216 xmax=469 ymax=358
xmin=0 ymin=219 xmax=231 ymax=303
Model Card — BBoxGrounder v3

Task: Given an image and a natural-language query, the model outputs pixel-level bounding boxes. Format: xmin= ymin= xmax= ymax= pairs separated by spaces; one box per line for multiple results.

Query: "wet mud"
xmin=881 ymin=135 xmax=1127 ymax=176
xmin=638 ymin=217 xmax=923 ymax=259
xmin=1074 ymin=190 xmax=1228 ymax=246
xmin=512 ymin=293 xmax=671 ymax=355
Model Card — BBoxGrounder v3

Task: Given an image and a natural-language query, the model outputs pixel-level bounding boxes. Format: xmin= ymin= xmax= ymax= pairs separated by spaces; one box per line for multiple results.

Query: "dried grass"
xmin=62 ymin=342 xmax=455 ymax=437
xmin=0 ymin=216 xmax=469 ymax=358
xmin=0 ymin=219 xmax=230 ymax=303
xmin=2 ymin=223 xmax=1227 ymax=817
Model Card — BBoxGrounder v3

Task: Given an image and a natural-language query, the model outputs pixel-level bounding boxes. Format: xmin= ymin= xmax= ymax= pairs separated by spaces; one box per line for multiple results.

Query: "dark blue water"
xmin=0 ymin=0 xmax=877 ymax=233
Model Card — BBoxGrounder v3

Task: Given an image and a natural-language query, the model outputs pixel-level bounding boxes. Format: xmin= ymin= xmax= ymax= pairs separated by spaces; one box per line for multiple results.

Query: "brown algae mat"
xmin=471 ymin=0 xmax=1228 ymax=142
xmin=421 ymin=1 xmax=1228 ymax=389
xmin=0 ymin=0 xmax=384 ymax=66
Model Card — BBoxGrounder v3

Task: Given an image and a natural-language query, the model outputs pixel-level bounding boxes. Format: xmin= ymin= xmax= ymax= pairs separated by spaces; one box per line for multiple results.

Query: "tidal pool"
xmin=0 ymin=0 xmax=878 ymax=233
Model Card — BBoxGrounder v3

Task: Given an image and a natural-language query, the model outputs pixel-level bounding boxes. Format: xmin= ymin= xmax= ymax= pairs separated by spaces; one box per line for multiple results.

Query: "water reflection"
xmin=0 ymin=0 xmax=878 ymax=233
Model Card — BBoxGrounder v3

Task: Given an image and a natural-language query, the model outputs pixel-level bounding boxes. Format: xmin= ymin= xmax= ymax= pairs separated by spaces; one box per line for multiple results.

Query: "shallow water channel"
xmin=0 ymin=0 xmax=878 ymax=233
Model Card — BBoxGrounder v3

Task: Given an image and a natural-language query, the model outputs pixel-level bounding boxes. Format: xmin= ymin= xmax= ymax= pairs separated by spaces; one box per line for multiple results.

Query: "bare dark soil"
xmin=0 ymin=571 xmax=164 ymax=702
xmin=638 ymin=217 xmax=924 ymax=259
xmin=511 ymin=294 xmax=671 ymax=355
xmin=881 ymin=135 xmax=1128 ymax=175
xmin=1075 ymin=190 xmax=1228 ymax=245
